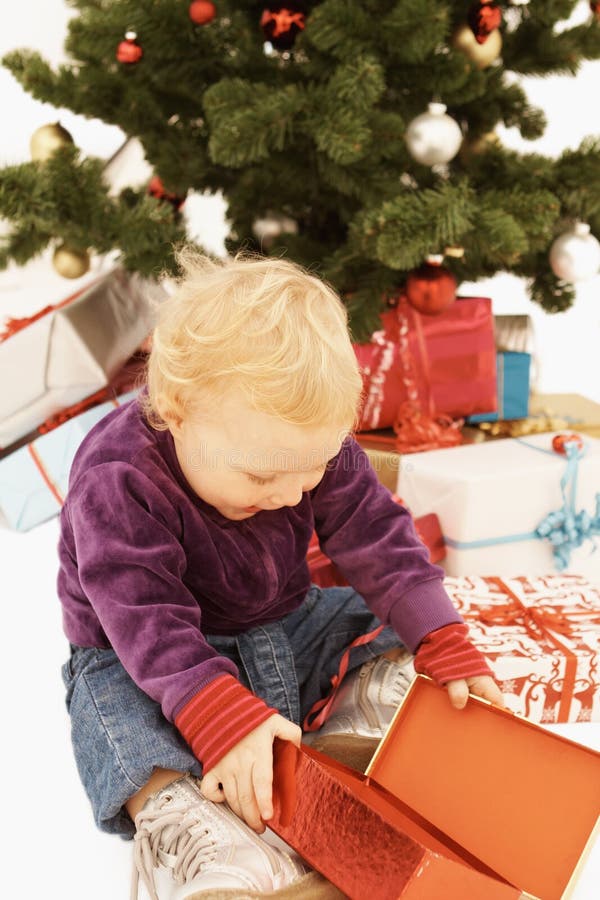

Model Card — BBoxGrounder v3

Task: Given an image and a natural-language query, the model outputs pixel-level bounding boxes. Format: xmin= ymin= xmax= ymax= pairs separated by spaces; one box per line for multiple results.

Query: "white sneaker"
xmin=131 ymin=774 xmax=309 ymax=900
xmin=303 ymin=653 xmax=415 ymax=772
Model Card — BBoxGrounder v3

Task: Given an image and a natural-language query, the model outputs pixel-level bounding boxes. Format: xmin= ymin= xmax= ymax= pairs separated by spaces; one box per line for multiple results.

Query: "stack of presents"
xmin=2 ymin=283 xmax=599 ymax=897
xmin=0 ymin=268 xmax=166 ymax=529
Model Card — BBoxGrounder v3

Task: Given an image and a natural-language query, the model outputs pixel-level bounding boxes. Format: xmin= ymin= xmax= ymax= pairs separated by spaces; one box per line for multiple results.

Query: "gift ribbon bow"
xmin=534 ymin=439 xmax=600 ymax=571
xmin=478 ymin=597 xmax=600 ymax=642
xmin=445 ymin=435 xmax=600 ymax=572
xmin=478 ymin=578 xmax=586 ymax=721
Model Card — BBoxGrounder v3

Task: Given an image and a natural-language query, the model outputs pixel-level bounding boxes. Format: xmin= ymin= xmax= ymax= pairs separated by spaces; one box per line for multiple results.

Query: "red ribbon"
xmin=479 ymin=577 xmax=586 ymax=721
xmin=27 ymin=443 xmax=65 ymax=507
xmin=0 ymin=281 xmax=95 ymax=343
xmin=27 ymin=394 xmax=120 ymax=507
xmin=302 ymin=625 xmax=385 ymax=732
xmin=37 ymin=388 xmax=117 ymax=434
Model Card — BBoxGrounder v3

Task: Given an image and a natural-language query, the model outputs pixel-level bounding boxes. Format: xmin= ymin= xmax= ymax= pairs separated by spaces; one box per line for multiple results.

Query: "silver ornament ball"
xmin=549 ymin=223 xmax=600 ymax=283
xmin=253 ymin=212 xmax=298 ymax=245
xmin=405 ymin=102 xmax=463 ymax=167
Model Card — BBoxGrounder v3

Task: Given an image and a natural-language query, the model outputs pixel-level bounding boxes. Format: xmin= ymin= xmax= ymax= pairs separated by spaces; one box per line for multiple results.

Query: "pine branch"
xmin=204 ymin=79 xmax=306 ymax=167
xmin=350 ymin=180 xmax=476 ymax=270
xmin=1 ymin=0 xmax=599 ymax=317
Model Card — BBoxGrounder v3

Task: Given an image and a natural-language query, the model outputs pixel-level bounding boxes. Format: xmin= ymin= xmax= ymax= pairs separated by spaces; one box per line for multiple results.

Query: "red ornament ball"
xmin=261 ymin=3 xmax=307 ymax=51
xmin=405 ymin=261 xmax=457 ymax=316
xmin=116 ymin=33 xmax=143 ymax=64
xmin=189 ymin=1 xmax=216 ymax=25
xmin=551 ymin=433 xmax=584 ymax=456
xmin=467 ymin=1 xmax=502 ymax=44
xmin=147 ymin=175 xmax=186 ymax=212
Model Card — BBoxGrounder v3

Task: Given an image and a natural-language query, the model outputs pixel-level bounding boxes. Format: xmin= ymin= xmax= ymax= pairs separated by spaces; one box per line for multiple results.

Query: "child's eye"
xmin=247 ymin=473 xmax=271 ymax=485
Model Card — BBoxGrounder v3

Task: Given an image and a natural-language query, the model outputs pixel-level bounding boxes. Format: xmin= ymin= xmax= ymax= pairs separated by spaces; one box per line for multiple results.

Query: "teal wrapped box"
xmin=0 ymin=390 xmax=138 ymax=532
xmin=467 ymin=351 xmax=530 ymax=424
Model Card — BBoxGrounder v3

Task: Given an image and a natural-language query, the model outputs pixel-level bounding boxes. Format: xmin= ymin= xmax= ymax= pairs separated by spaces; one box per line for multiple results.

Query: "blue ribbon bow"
xmin=534 ymin=439 xmax=600 ymax=571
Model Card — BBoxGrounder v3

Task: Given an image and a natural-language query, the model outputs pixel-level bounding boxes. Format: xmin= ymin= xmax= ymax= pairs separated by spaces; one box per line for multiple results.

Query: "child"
xmin=57 ymin=250 xmax=502 ymax=899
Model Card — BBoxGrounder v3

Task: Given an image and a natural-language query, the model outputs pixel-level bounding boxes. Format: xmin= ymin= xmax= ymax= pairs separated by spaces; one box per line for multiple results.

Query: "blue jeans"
xmin=62 ymin=585 xmax=400 ymax=838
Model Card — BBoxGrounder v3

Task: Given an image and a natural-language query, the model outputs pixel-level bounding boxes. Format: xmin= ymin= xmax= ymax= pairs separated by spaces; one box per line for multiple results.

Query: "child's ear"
xmin=156 ymin=394 xmax=184 ymax=440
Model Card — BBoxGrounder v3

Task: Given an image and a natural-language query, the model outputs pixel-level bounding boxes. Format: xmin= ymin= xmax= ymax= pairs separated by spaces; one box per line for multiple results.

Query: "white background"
xmin=1 ymin=3 xmax=600 ymax=898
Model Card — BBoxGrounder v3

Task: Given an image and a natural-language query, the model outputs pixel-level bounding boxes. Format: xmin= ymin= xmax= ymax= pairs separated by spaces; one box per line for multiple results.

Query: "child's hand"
xmin=445 ymin=674 xmax=505 ymax=710
xmin=414 ymin=622 xmax=505 ymax=711
xmin=200 ymin=714 xmax=302 ymax=833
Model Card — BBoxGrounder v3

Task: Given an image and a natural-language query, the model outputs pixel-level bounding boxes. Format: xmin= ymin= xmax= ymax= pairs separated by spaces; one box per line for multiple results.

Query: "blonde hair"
xmin=143 ymin=248 xmax=364 ymax=431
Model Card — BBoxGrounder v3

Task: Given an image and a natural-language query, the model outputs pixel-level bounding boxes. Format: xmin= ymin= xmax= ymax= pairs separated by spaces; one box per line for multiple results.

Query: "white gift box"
xmin=0 ymin=269 xmax=163 ymax=448
xmin=398 ymin=432 xmax=600 ymax=584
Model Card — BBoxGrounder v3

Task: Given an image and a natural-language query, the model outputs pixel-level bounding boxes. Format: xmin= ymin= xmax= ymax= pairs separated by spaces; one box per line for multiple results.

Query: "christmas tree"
xmin=1 ymin=0 xmax=599 ymax=337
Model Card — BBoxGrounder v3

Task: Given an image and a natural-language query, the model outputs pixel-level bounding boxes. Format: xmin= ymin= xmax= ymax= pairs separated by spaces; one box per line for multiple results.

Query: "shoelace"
xmin=379 ymin=656 xmax=415 ymax=708
xmin=131 ymin=801 xmax=218 ymax=900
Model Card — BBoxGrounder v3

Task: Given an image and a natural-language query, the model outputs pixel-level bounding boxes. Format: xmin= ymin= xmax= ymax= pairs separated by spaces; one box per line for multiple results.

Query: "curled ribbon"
xmin=394 ymin=399 xmax=463 ymax=453
xmin=302 ymin=625 xmax=385 ymax=732
xmin=534 ymin=438 xmax=600 ymax=571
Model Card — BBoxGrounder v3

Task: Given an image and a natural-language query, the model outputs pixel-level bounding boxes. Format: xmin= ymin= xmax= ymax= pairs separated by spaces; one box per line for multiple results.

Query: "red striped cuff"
xmin=174 ymin=674 xmax=277 ymax=773
xmin=414 ymin=623 xmax=493 ymax=686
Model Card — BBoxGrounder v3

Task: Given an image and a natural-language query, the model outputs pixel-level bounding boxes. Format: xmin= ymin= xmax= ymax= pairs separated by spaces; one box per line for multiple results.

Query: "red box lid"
xmin=367 ymin=676 xmax=600 ymax=900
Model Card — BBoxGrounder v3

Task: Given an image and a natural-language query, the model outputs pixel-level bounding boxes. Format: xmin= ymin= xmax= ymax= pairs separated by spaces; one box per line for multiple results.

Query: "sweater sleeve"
xmin=59 ymin=461 xmax=275 ymax=768
xmin=175 ymin=675 xmax=277 ymax=773
xmin=311 ymin=437 xmax=462 ymax=653
xmin=414 ymin=623 xmax=494 ymax=685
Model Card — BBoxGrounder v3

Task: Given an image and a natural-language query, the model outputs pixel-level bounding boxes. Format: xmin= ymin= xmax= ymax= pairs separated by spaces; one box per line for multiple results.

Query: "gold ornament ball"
xmin=459 ymin=130 xmax=500 ymax=162
xmin=452 ymin=25 xmax=502 ymax=69
xmin=52 ymin=244 xmax=91 ymax=279
xmin=30 ymin=122 xmax=74 ymax=162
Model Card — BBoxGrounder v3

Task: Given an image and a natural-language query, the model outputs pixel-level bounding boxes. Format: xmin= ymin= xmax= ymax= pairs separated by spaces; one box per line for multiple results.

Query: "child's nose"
xmin=269 ymin=477 xmax=304 ymax=507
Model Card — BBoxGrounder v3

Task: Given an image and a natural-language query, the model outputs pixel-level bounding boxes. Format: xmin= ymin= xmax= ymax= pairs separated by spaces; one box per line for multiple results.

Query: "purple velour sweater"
xmin=57 ymin=397 xmax=461 ymax=722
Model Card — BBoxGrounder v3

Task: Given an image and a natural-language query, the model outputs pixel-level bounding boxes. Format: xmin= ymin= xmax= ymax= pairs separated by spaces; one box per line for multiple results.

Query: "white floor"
xmin=0 ymin=515 xmax=598 ymax=899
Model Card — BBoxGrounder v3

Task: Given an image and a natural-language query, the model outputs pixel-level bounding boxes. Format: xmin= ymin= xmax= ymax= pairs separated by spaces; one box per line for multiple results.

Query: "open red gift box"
xmin=270 ymin=676 xmax=600 ymax=899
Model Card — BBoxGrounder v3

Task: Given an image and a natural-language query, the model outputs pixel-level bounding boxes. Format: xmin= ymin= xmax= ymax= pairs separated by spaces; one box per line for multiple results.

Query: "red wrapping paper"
xmin=270 ymin=740 xmax=521 ymax=900
xmin=444 ymin=574 xmax=600 ymax=723
xmin=271 ymin=677 xmax=600 ymax=899
xmin=354 ymin=297 xmax=497 ymax=431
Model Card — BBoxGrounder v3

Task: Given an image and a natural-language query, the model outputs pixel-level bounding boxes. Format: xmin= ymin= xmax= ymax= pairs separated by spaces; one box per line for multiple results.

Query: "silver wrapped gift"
xmin=493 ymin=314 xmax=538 ymax=391
xmin=493 ymin=314 xmax=534 ymax=353
xmin=0 ymin=268 xmax=164 ymax=447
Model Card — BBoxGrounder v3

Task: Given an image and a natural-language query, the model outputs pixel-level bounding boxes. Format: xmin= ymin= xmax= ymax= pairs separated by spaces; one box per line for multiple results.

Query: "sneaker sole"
xmin=184 ymin=871 xmax=345 ymax=899
xmin=304 ymin=733 xmax=381 ymax=773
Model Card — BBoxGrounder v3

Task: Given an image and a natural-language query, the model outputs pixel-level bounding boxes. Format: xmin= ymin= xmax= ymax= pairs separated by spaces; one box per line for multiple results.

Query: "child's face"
xmin=170 ymin=394 xmax=346 ymax=520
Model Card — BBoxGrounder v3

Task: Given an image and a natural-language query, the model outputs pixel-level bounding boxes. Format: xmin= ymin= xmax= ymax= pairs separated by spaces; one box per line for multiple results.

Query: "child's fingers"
xmin=272 ymin=717 xmax=302 ymax=747
xmin=252 ymin=757 xmax=274 ymax=822
xmin=233 ymin=773 xmax=265 ymax=834
xmin=201 ymin=770 xmax=226 ymax=803
xmin=471 ymin=676 xmax=505 ymax=708
xmin=446 ymin=679 xmax=469 ymax=709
